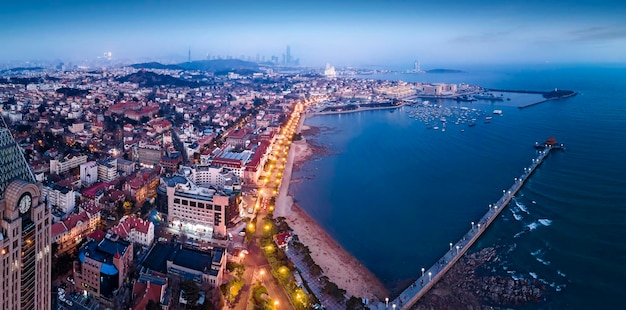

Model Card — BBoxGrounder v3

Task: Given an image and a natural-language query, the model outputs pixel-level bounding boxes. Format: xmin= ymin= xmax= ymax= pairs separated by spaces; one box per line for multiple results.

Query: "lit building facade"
xmin=0 ymin=128 xmax=51 ymax=310
xmin=162 ymin=175 xmax=234 ymax=237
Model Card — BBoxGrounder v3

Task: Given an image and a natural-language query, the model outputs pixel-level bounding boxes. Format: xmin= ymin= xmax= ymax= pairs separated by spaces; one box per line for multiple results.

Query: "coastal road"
xmin=231 ymin=213 xmax=291 ymax=310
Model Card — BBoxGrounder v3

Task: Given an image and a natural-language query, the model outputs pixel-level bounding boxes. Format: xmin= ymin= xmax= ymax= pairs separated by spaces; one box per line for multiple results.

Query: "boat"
xmin=461 ymin=129 xmax=465 ymax=132
xmin=493 ymin=109 xmax=503 ymax=115
xmin=473 ymin=92 xmax=504 ymax=101
xmin=434 ymin=126 xmax=439 ymax=130
xmin=468 ymin=122 xmax=476 ymax=127
xmin=442 ymin=128 xmax=446 ymax=132
xmin=485 ymin=116 xmax=493 ymax=120
xmin=455 ymin=95 xmax=477 ymax=102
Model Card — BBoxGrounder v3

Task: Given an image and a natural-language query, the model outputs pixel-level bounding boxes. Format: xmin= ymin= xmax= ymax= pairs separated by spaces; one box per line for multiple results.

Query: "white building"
xmin=97 ymin=158 xmax=118 ymax=182
xmin=80 ymin=161 xmax=98 ymax=187
xmin=42 ymin=182 xmax=76 ymax=214
xmin=50 ymin=154 xmax=87 ymax=175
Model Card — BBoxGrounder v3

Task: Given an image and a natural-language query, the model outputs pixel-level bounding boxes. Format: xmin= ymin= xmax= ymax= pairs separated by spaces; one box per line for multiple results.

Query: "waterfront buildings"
xmin=0 ymin=128 xmax=52 ymax=310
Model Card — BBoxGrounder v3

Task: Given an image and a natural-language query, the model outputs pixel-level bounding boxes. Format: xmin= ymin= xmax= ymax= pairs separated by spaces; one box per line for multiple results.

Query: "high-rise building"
xmin=0 ymin=128 xmax=52 ymax=310
xmin=286 ymin=45 xmax=291 ymax=65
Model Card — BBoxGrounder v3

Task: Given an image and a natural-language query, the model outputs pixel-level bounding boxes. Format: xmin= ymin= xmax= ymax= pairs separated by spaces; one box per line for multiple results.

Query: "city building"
xmin=137 ymin=141 xmax=162 ymax=167
xmin=51 ymin=204 xmax=101 ymax=255
xmin=50 ymin=154 xmax=87 ymax=175
xmin=0 ymin=128 xmax=52 ymax=309
xmin=80 ymin=161 xmax=98 ymax=187
xmin=97 ymin=158 xmax=118 ymax=183
xmin=131 ymin=270 xmax=171 ymax=310
xmin=160 ymin=174 xmax=235 ymax=238
xmin=109 ymin=215 xmax=154 ymax=247
xmin=166 ymin=245 xmax=225 ymax=287
xmin=42 ymin=182 xmax=76 ymax=214
xmin=74 ymin=234 xmax=133 ymax=300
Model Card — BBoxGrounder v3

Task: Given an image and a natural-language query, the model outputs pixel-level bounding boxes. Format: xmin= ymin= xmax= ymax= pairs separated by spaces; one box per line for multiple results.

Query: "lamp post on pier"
xmin=449 ymin=242 xmax=453 ymax=251
xmin=421 ymin=268 xmax=425 ymax=277
xmin=456 ymin=245 xmax=460 ymax=255
xmin=428 ymin=272 xmax=432 ymax=282
xmin=385 ymin=297 xmax=389 ymax=308
xmin=471 ymin=221 xmax=475 ymax=230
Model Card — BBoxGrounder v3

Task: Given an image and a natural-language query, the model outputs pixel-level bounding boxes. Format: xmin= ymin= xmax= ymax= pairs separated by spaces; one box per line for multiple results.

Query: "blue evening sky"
xmin=1 ymin=0 xmax=625 ymax=66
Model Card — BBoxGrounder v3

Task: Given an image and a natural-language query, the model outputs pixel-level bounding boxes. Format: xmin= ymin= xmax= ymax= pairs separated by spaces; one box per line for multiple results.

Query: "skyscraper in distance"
xmin=0 ymin=127 xmax=52 ymax=310
xmin=286 ymin=45 xmax=291 ymax=65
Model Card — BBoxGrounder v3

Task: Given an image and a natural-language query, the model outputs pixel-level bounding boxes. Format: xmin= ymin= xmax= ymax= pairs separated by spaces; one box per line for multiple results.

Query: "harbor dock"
xmin=374 ymin=143 xmax=562 ymax=310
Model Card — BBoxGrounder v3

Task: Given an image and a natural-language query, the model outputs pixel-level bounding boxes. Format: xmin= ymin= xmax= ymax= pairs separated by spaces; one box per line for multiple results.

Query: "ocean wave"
xmin=557 ymin=270 xmax=567 ymax=277
xmin=531 ymin=249 xmax=542 ymax=257
xmin=511 ymin=273 xmax=523 ymax=281
xmin=517 ymin=202 xmax=529 ymax=214
xmin=513 ymin=213 xmax=523 ymax=221
xmin=527 ymin=222 xmax=539 ymax=231
xmin=536 ymin=257 xmax=551 ymax=266
xmin=515 ymin=223 xmax=536 ymax=238
xmin=538 ymin=218 xmax=552 ymax=226
xmin=529 ymin=272 xmax=538 ymax=279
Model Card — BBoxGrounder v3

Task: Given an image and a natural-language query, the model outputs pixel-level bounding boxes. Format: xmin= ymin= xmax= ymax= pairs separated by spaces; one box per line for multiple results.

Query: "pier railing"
xmin=374 ymin=145 xmax=557 ymax=310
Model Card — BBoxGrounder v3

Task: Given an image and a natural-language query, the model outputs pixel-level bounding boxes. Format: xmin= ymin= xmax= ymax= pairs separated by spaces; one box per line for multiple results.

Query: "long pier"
xmin=374 ymin=144 xmax=559 ymax=310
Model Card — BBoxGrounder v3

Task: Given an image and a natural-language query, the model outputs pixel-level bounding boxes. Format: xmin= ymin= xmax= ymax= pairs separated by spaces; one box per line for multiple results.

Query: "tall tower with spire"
xmin=188 ymin=48 xmax=191 ymax=63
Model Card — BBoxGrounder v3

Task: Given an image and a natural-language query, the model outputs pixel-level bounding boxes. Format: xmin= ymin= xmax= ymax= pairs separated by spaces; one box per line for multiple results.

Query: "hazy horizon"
xmin=2 ymin=0 xmax=626 ymax=67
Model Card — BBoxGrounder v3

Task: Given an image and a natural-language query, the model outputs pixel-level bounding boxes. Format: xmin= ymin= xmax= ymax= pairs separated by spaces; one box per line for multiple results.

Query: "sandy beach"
xmin=275 ymin=115 xmax=388 ymax=301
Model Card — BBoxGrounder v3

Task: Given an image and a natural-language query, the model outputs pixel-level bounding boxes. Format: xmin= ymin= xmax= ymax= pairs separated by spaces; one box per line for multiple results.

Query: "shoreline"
xmin=311 ymin=103 xmax=403 ymax=116
xmin=274 ymin=112 xmax=388 ymax=301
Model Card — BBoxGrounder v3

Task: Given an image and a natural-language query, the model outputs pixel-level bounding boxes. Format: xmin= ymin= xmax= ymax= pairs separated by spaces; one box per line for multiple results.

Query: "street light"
xmin=385 ymin=297 xmax=389 ymax=307
xmin=421 ymin=268 xmax=425 ymax=277
xmin=456 ymin=245 xmax=460 ymax=254
xmin=471 ymin=222 xmax=475 ymax=230
xmin=392 ymin=305 xmax=396 ymax=310
xmin=428 ymin=271 xmax=432 ymax=281
xmin=449 ymin=242 xmax=453 ymax=251
xmin=477 ymin=223 xmax=481 ymax=230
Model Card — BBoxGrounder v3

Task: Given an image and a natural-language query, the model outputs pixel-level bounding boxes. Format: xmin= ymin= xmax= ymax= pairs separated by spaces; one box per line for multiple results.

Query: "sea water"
xmin=290 ymin=64 xmax=626 ymax=308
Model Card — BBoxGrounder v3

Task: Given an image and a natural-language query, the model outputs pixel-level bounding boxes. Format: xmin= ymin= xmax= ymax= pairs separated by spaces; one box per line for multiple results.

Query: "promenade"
xmin=374 ymin=145 xmax=558 ymax=310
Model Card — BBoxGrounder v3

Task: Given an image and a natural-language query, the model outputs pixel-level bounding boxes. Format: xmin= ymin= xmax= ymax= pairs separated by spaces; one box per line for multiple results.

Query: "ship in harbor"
xmin=454 ymin=95 xmax=477 ymax=102
xmin=473 ymin=92 xmax=504 ymax=101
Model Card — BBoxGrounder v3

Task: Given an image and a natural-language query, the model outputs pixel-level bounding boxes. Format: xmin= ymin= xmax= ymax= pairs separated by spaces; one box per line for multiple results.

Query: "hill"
xmin=128 ymin=59 xmax=260 ymax=73
xmin=116 ymin=70 xmax=206 ymax=88
xmin=129 ymin=62 xmax=184 ymax=70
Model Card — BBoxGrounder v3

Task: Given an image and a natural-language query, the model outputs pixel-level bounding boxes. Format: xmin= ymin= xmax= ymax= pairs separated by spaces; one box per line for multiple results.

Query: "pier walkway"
xmin=373 ymin=145 xmax=558 ymax=310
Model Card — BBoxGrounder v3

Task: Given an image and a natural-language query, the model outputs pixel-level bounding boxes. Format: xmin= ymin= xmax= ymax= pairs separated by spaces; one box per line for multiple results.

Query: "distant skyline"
xmin=2 ymin=0 xmax=626 ymax=67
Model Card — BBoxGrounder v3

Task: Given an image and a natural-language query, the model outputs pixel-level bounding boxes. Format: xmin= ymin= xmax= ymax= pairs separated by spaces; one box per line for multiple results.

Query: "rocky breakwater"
xmin=413 ymin=247 xmax=545 ymax=309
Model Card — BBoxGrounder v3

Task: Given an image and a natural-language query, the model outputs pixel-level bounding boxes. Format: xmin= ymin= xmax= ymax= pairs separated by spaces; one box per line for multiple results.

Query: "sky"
xmin=1 ymin=0 xmax=626 ymax=67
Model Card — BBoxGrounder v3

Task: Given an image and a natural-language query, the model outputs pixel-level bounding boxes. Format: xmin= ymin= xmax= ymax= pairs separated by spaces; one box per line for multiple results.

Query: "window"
xmin=182 ymin=200 xmax=188 ymax=206
xmin=190 ymin=201 xmax=196 ymax=207
xmin=198 ymin=203 xmax=204 ymax=209
xmin=174 ymin=198 xmax=180 ymax=204
xmin=214 ymin=205 xmax=221 ymax=212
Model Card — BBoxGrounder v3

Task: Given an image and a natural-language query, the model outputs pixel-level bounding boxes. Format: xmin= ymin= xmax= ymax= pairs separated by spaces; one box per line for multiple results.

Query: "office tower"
xmin=0 ymin=127 xmax=52 ymax=310
xmin=286 ymin=45 xmax=291 ymax=65
xmin=188 ymin=48 xmax=191 ymax=62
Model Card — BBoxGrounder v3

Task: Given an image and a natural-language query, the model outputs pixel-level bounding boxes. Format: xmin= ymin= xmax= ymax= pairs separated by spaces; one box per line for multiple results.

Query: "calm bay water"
xmin=290 ymin=64 xmax=626 ymax=307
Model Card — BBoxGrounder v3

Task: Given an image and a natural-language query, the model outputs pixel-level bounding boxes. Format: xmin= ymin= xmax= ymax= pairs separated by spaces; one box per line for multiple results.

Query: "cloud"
xmin=568 ymin=26 xmax=626 ymax=42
